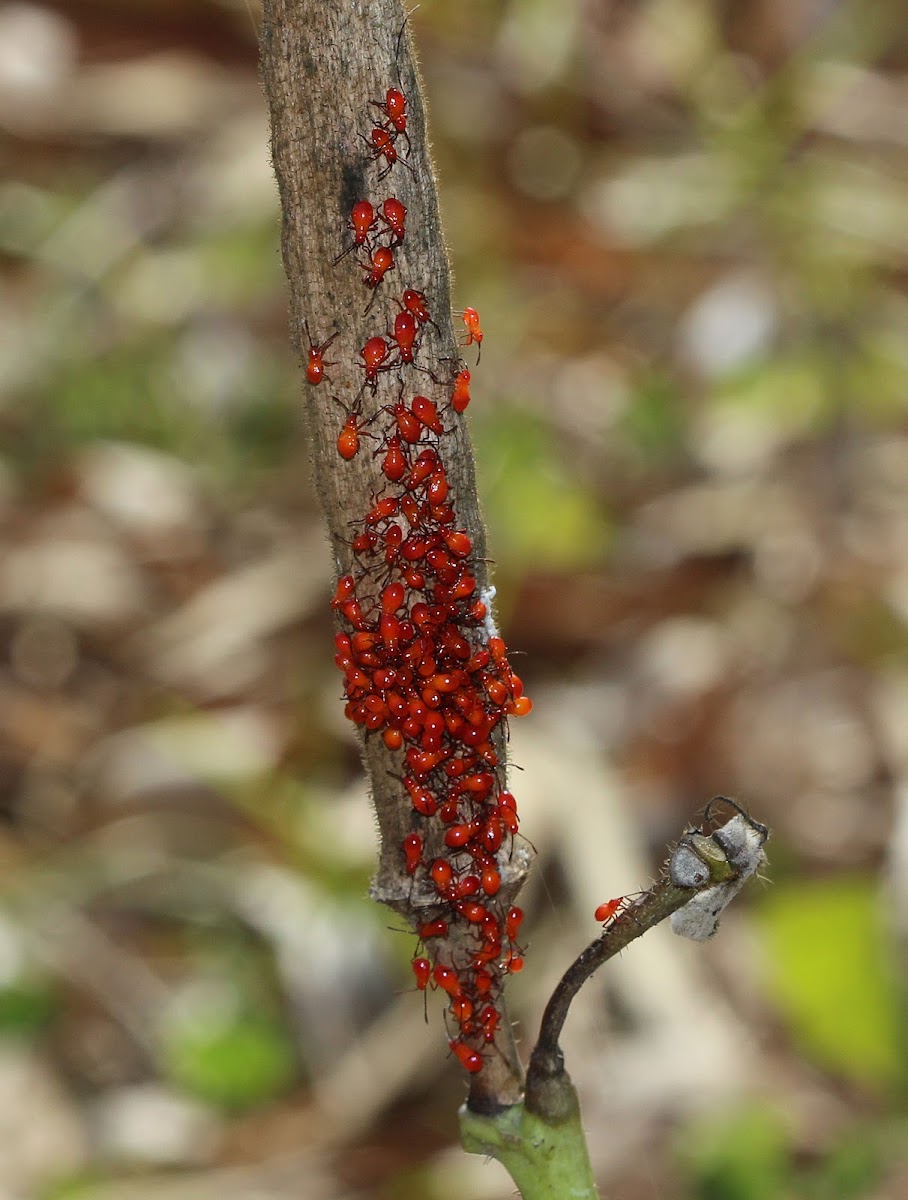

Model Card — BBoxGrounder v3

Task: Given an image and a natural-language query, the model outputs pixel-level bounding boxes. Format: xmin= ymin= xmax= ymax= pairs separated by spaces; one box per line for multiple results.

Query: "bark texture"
xmin=261 ymin=0 xmax=528 ymax=1109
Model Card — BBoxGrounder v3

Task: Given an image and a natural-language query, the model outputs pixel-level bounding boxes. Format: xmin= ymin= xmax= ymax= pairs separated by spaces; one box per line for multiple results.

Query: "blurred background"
xmin=1 ymin=0 xmax=907 ymax=1196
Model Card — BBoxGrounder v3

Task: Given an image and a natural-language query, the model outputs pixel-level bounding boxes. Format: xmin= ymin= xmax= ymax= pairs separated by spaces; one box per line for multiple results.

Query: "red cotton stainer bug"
xmin=451 ymin=368 xmax=471 ymax=413
xmin=363 ymin=245 xmax=395 ymax=291
xmin=335 ymin=406 xmax=374 ymax=461
xmin=380 ymin=434 xmax=407 ymax=483
xmin=365 ymin=127 xmax=412 ymax=181
xmin=402 ymin=288 xmax=439 ymax=333
xmin=303 ymin=322 xmax=339 ymax=385
xmin=390 ymin=310 xmax=419 ymax=365
xmin=402 ymin=833 xmax=422 ymax=875
xmin=380 ymin=197 xmax=407 ymax=244
xmin=594 ymin=898 xmax=624 ymax=924
xmin=358 ymin=336 xmax=391 ymax=391
xmin=595 ymin=894 xmax=640 ymax=925
xmin=411 ymin=957 xmax=431 ymax=990
xmin=449 ymin=1039 xmax=483 ymax=1074
xmin=362 ymin=247 xmax=396 ymax=316
xmin=459 ymin=306 xmax=483 ymax=362
xmin=373 ymin=86 xmax=407 ymax=136
xmin=333 ymin=199 xmax=377 ymax=265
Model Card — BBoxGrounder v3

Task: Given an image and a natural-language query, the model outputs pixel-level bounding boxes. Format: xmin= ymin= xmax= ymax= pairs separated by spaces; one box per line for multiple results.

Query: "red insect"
xmin=334 ymin=199 xmax=377 ymax=264
xmin=433 ymin=962 xmax=463 ymax=999
xmin=383 ymin=523 xmax=403 ymax=565
xmin=450 ymin=995 xmax=474 ymax=1027
xmin=505 ymin=906 xmax=524 ymax=944
xmin=358 ymin=335 xmax=391 ymax=390
xmin=382 ymin=581 xmax=406 ymax=613
xmin=427 ymin=468 xmax=448 ymax=505
xmin=489 ymin=636 xmax=507 ymax=668
xmin=498 ymin=791 xmax=520 ymax=835
xmin=469 ymin=599 xmax=487 ymax=623
xmin=380 ymin=434 xmax=407 ymax=483
xmin=304 ymin=322 xmax=339 ymax=385
xmin=383 ymin=728 xmax=403 ymax=751
xmin=373 ymin=86 xmax=408 ymax=135
xmin=402 ymin=833 xmax=422 ymax=875
xmin=406 ymin=447 xmax=438 ymax=489
xmin=444 ymin=530 xmax=472 ymax=557
xmin=449 ymin=1039 xmax=483 ymax=1073
xmin=335 ymin=403 xmax=374 ymax=458
xmin=430 ymin=858 xmax=453 ymax=893
xmin=363 ymin=245 xmax=395 ymax=291
xmin=336 ymin=413 xmax=365 ymax=460
xmin=381 ymin=197 xmax=407 ymax=243
xmin=411 ymin=957 xmax=431 ymax=990
xmin=418 ymin=918 xmax=448 ymax=940
xmin=330 ymin=574 xmax=356 ymax=609
xmin=451 ymin=368 xmax=471 ymax=413
xmin=365 ymin=495 xmax=399 ymax=525
xmin=365 ymin=126 xmax=400 ymax=180
xmin=391 ymin=310 xmax=419 ymax=364
xmin=453 ymin=874 xmax=480 ymax=900
xmin=341 ymin=600 xmax=367 ymax=631
xmin=380 ymin=613 xmax=402 ymax=656
xmin=333 ymin=395 xmax=375 ymax=461
xmin=405 ymin=777 xmax=437 ymax=817
xmin=479 ymin=1005 xmax=500 ymax=1043
xmin=594 ymin=898 xmax=621 ymax=924
xmin=411 ymin=394 xmax=443 ymax=434
xmin=401 ymin=533 xmax=431 ymax=562
xmin=401 ymin=288 xmax=438 ymax=331
xmin=457 ymin=900 xmax=488 ymax=925
xmin=479 ymin=814 xmax=503 ymax=855
xmin=350 ymin=530 xmax=378 ymax=555
xmin=459 ymin=306 xmax=483 ymax=362
xmin=388 ymin=400 xmax=423 ymax=444
xmin=480 ymin=865 xmax=501 ymax=896
xmin=473 ymin=968 xmax=494 ymax=996
xmin=444 ymin=823 xmax=473 ymax=849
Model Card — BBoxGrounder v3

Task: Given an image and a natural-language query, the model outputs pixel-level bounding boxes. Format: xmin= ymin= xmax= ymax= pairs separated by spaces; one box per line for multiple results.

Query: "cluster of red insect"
xmin=312 ymin=76 xmax=528 ymax=1075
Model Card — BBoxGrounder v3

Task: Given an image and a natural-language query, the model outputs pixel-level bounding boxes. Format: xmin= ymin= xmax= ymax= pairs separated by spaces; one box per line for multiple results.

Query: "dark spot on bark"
xmin=340 ymin=160 xmax=367 ymax=220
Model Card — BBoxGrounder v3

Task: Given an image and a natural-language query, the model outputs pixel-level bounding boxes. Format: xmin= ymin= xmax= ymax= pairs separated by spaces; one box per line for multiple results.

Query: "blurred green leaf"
xmin=40 ymin=1172 xmax=109 ymax=1200
xmin=678 ymin=1104 xmax=792 ymax=1200
xmin=713 ymin=354 xmax=827 ymax=436
xmin=621 ymin=370 xmax=686 ymax=461
xmin=0 ymin=979 xmax=58 ymax=1037
xmin=844 ymin=330 xmax=908 ymax=424
xmin=801 ymin=1125 xmax=886 ymax=1199
xmin=163 ymin=1012 xmax=297 ymax=1111
xmin=758 ymin=877 xmax=901 ymax=1090
xmin=679 ymin=1107 xmax=896 ymax=1200
xmin=477 ymin=404 xmax=610 ymax=571
xmin=196 ymin=223 xmax=286 ymax=301
xmin=381 ymin=1165 xmax=443 ymax=1200
xmin=32 ymin=340 xmax=202 ymax=460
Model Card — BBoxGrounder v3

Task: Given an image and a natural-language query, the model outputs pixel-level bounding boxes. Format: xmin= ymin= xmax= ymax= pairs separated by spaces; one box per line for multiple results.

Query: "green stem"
xmin=459 ymin=1075 xmax=599 ymax=1200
